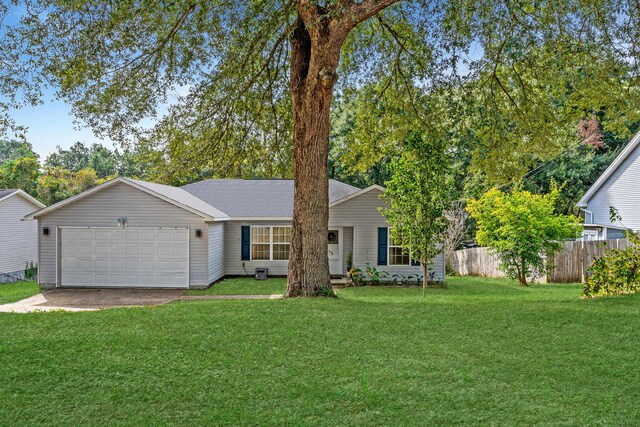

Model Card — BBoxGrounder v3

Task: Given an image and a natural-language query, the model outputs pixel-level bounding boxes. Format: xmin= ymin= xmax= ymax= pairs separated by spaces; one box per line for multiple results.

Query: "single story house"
xmin=0 ymin=189 xmax=45 ymax=282
xmin=577 ymin=130 xmax=640 ymax=240
xmin=24 ymin=177 xmax=445 ymax=289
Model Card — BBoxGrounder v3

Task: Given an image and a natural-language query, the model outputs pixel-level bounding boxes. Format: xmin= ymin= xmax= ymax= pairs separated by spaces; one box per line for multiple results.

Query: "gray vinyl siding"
xmin=225 ymin=220 xmax=291 ymax=276
xmin=343 ymin=227 xmax=354 ymax=273
xmin=0 ymin=195 xmax=40 ymax=277
xmin=225 ymin=191 xmax=445 ymax=281
xmin=329 ymin=189 xmax=446 ymax=281
xmin=37 ymin=182 xmax=210 ymax=288
xmin=208 ymin=223 xmax=225 ymax=283
xmin=586 ymin=143 xmax=640 ymax=231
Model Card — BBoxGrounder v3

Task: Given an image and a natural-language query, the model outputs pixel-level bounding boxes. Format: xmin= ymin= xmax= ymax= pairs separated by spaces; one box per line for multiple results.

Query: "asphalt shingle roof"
xmin=0 ymin=189 xmax=18 ymax=200
xmin=181 ymin=179 xmax=360 ymax=218
xmin=126 ymin=178 xmax=229 ymax=219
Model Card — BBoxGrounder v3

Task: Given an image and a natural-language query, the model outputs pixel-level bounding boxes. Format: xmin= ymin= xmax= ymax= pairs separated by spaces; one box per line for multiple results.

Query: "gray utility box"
xmin=255 ymin=268 xmax=268 ymax=280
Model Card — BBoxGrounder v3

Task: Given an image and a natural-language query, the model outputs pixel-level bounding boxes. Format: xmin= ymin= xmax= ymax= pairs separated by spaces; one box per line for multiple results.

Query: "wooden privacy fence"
xmin=450 ymin=239 xmax=630 ymax=283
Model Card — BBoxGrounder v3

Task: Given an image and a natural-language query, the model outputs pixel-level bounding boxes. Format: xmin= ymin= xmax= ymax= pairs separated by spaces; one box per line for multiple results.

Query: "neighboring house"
xmin=24 ymin=177 xmax=445 ymax=289
xmin=577 ymin=130 xmax=640 ymax=240
xmin=0 ymin=189 xmax=45 ymax=283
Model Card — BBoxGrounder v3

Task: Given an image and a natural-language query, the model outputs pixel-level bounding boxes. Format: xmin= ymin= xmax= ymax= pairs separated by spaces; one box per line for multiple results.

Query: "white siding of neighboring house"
xmin=36 ymin=182 xmax=210 ymax=288
xmin=586 ymin=143 xmax=640 ymax=231
xmin=329 ymin=188 xmax=446 ymax=282
xmin=225 ymin=220 xmax=291 ymax=276
xmin=208 ymin=222 xmax=225 ymax=283
xmin=0 ymin=194 xmax=40 ymax=277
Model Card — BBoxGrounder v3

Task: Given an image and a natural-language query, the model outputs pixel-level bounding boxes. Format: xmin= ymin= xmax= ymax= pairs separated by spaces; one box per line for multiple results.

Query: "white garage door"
xmin=60 ymin=228 xmax=189 ymax=288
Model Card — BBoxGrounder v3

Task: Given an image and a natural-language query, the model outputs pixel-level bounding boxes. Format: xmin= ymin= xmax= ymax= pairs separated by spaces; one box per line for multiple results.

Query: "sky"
xmin=10 ymin=98 xmax=116 ymax=160
xmin=2 ymin=4 xmax=108 ymax=160
xmin=8 ymin=85 xmax=188 ymax=160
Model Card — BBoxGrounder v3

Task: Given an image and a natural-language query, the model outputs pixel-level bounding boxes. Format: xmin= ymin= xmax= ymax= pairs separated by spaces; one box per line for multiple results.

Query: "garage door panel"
xmin=125 ymin=259 xmax=141 ymax=269
xmin=111 ymin=245 xmax=127 ymax=256
xmin=157 ymin=246 xmax=172 ymax=256
xmin=126 ymin=246 xmax=141 ymax=256
xmin=141 ymin=246 xmax=156 ymax=256
xmin=172 ymin=275 xmax=187 ymax=285
xmin=172 ymin=247 xmax=187 ymax=257
xmin=141 ymin=260 xmax=156 ymax=269
xmin=157 ymin=232 xmax=172 ymax=242
xmin=78 ymin=259 xmax=94 ymax=269
xmin=62 ymin=245 xmax=78 ymax=256
xmin=94 ymin=230 xmax=109 ymax=240
xmin=109 ymin=259 xmax=125 ymax=269
xmin=61 ymin=228 xmax=189 ymax=288
xmin=95 ymin=246 xmax=109 ymax=256
xmin=62 ymin=258 xmax=78 ymax=268
xmin=156 ymin=260 xmax=172 ymax=270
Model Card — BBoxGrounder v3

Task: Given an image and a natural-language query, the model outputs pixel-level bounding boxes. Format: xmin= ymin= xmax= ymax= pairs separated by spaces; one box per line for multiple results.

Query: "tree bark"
xmin=423 ymin=260 xmax=429 ymax=289
xmin=519 ymin=257 xmax=528 ymax=286
xmin=285 ymin=1 xmax=401 ymax=297
xmin=286 ymin=16 xmax=343 ymax=297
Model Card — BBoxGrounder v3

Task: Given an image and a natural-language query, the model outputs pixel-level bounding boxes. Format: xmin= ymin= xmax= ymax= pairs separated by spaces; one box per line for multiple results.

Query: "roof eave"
xmin=23 ymin=177 xmax=229 ymax=222
xmin=0 ymin=190 xmax=45 ymax=209
xmin=329 ymin=184 xmax=385 ymax=208
xmin=576 ymin=129 xmax=640 ymax=208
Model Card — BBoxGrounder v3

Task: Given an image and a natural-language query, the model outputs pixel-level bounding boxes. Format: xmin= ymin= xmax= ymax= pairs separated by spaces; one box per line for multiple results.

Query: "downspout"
xmin=580 ymin=208 xmax=594 ymax=224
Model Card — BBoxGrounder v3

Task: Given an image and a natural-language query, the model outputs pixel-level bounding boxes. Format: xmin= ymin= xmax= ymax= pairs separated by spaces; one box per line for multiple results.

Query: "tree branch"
xmin=343 ymin=0 xmax=402 ymax=27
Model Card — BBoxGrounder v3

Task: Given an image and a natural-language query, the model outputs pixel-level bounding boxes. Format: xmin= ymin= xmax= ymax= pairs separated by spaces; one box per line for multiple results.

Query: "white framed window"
xmin=251 ymin=226 xmax=291 ymax=261
xmin=388 ymin=228 xmax=411 ymax=266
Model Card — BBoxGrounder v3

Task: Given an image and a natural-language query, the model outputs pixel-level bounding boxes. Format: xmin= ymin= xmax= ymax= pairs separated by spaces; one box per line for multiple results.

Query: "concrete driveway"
xmin=0 ymin=288 xmax=186 ymax=313
xmin=39 ymin=288 xmax=186 ymax=309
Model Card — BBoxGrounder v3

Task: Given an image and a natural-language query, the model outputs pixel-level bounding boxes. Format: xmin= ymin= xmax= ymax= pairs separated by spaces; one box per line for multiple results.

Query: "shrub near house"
xmin=583 ymin=209 xmax=640 ymax=298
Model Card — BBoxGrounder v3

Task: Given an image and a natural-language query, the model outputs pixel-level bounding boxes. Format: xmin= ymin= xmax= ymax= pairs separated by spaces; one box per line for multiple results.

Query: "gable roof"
xmin=577 ymin=130 xmax=640 ymax=207
xmin=182 ymin=179 xmax=361 ymax=218
xmin=329 ymin=185 xmax=385 ymax=208
xmin=0 ymin=189 xmax=45 ymax=208
xmin=0 ymin=189 xmax=17 ymax=200
xmin=24 ymin=177 xmax=229 ymax=221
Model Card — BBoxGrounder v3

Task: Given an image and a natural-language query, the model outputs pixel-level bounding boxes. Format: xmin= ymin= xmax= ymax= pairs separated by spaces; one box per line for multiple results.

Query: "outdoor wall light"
xmin=117 ymin=217 xmax=128 ymax=228
xmin=195 ymin=229 xmax=202 ymax=238
xmin=42 ymin=227 xmax=49 ymax=236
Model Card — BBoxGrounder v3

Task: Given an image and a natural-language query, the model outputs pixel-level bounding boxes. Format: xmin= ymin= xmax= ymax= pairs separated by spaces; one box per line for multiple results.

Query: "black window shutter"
xmin=411 ymin=259 xmax=420 ymax=266
xmin=377 ymin=227 xmax=388 ymax=265
xmin=241 ymin=226 xmax=250 ymax=260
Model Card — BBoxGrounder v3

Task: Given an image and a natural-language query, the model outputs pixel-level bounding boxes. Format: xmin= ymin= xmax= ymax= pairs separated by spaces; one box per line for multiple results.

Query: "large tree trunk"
xmin=286 ymin=16 xmax=343 ymax=297
xmin=285 ymin=1 xmax=400 ymax=297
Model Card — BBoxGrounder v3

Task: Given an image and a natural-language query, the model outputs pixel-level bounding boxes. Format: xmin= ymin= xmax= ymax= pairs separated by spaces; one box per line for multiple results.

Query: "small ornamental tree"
xmin=467 ymin=185 xmax=582 ymax=286
xmin=380 ymin=131 xmax=450 ymax=291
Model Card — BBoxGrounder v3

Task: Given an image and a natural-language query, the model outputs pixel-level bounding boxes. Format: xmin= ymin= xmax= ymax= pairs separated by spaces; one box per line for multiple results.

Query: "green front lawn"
xmin=0 ymin=281 xmax=40 ymax=305
xmin=1 ymin=277 xmax=639 ymax=425
xmin=186 ymin=276 xmax=286 ymax=295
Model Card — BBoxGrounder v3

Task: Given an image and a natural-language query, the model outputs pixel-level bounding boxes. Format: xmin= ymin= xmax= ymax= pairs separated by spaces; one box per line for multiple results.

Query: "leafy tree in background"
xmin=0 ymin=155 xmax=40 ymax=196
xmin=36 ymin=166 xmax=101 ymax=206
xmin=467 ymin=185 xmax=582 ymax=286
xmin=380 ymin=131 xmax=451 ymax=290
xmin=0 ymin=140 xmax=38 ymax=164
xmin=522 ymin=124 xmax=634 ymax=215
xmin=0 ymin=140 xmax=40 ymax=196
xmin=45 ymin=142 xmax=120 ymax=179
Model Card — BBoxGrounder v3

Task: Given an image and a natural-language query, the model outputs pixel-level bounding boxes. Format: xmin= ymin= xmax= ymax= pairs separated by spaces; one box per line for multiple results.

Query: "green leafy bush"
xmin=582 ymin=230 xmax=640 ymax=298
xmin=24 ymin=261 xmax=37 ymax=281
xmin=467 ymin=184 xmax=582 ymax=286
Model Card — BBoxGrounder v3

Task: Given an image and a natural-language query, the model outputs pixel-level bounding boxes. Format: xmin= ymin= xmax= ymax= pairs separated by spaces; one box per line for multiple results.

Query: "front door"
xmin=328 ymin=228 xmax=342 ymax=276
